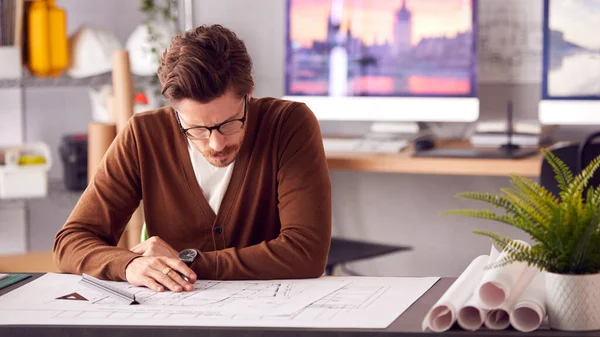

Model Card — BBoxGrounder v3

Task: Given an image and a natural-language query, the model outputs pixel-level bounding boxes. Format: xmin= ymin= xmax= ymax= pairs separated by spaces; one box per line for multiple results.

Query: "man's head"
xmin=158 ymin=24 xmax=254 ymax=167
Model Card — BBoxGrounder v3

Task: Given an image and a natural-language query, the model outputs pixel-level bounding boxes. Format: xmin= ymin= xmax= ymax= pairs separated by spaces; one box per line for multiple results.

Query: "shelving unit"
xmin=0 ymin=70 xmax=155 ymax=89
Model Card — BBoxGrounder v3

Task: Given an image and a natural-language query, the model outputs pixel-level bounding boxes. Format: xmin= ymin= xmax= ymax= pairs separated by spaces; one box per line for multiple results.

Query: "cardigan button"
xmin=214 ymin=226 xmax=223 ymax=234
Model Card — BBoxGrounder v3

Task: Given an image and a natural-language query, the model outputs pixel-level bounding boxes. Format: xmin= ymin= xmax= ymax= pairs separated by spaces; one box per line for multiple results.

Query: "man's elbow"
xmin=52 ymin=234 xmax=75 ymax=274
xmin=304 ymin=262 xmax=327 ymax=278
xmin=296 ymin=245 xmax=329 ymax=278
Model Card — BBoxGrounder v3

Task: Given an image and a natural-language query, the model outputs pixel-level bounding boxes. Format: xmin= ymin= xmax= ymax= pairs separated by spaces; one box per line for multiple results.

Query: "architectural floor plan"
xmin=0 ymin=273 xmax=439 ymax=329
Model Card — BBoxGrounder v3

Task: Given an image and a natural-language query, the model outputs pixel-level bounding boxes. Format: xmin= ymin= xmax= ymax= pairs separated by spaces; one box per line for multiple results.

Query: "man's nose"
xmin=209 ymin=132 xmax=226 ymax=152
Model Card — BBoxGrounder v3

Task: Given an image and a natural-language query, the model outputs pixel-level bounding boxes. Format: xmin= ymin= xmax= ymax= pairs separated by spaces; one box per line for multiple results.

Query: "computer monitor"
xmin=283 ymin=0 xmax=479 ymax=122
xmin=539 ymin=0 xmax=600 ymax=125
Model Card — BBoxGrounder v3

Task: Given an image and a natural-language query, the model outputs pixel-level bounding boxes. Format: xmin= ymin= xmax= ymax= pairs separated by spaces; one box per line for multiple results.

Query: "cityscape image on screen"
xmin=285 ymin=0 xmax=476 ymax=98
xmin=544 ymin=0 xmax=600 ymax=98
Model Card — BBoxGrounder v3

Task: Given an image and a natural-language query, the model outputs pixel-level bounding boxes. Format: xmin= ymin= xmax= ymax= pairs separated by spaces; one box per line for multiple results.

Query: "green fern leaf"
xmin=445 ymin=209 xmax=550 ymax=245
xmin=509 ymin=174 xmax=559 ymax=218
xmin=454 ymin=192 xmax=521 ymax=214
xmin=570 ymin=214 xmax=600 ymax=271
xmin=563 ymin=155 xmax=600 ymax=205
xmin=542 ymin=149 xmax=574 ymax=194
xmin=472 ymin=230 xmax=513 ymax=251
xmin=501 ymin=188 xmax=553 ymax=230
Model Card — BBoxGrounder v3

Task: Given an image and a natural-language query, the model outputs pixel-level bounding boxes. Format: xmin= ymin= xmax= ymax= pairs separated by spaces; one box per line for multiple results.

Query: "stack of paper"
xmin=423 ymin=241 xmax=546 ymax=333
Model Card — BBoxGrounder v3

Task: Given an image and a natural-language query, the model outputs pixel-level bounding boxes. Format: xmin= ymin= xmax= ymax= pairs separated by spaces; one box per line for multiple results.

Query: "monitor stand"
xmin=413 ymin=102 xmax=539 ymax=159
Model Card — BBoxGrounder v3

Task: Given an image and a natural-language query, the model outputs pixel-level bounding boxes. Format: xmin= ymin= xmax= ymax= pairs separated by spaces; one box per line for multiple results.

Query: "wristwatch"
xmin=178 ymin=249 xmax=199 ymax=267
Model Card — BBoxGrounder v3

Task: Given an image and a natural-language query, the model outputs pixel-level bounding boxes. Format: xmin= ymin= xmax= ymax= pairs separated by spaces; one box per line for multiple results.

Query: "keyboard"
xmin=323 ymin=138 xmax=409 ymax=153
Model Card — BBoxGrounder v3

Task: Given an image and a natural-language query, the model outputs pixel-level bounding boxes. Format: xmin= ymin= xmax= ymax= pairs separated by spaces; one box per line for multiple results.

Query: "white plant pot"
xmin=545 ymin=271 xmax=600 ymax=331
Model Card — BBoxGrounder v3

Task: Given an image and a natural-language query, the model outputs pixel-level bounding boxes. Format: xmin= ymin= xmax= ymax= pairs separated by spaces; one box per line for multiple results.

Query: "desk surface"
xmin=0 ymin=274 xmax=584 ymax=337
xmin=326 ymin=140 xmax=543 ymax=177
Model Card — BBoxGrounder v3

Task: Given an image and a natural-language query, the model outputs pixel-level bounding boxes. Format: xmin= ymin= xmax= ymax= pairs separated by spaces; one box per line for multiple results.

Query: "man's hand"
xmin=131 ymin=236 xmax=179 ymax=259
xmin=125 ymin=256 xmax=197 ymax=292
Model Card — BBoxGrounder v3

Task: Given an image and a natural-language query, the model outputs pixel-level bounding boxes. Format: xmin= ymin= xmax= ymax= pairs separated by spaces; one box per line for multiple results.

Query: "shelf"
xmin=0 ymin=179 xmax=83 ymax=204
xmin=0 ymin=71 xmax=156 ymax=89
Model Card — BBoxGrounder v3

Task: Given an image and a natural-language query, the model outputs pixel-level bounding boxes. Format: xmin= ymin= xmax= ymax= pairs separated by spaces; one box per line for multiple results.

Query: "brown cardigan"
xmin=53 ymin=97 xmax=332 ymax=281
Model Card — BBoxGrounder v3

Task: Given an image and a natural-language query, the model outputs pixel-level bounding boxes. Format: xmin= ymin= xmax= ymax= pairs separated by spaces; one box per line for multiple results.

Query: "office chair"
xmin=539 ymin=131 xmax=600 ymax=197
xmin=139 ymin=224 xmax=412 ymax=276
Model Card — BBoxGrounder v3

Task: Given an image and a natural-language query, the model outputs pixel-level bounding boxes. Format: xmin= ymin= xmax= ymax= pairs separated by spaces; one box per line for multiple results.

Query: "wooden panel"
xmin=0 ymin=251 xmax=58 ymax=273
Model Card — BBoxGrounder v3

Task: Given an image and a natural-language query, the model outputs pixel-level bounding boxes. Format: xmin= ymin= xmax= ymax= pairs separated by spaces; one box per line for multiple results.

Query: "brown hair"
xmin=157 ymin=24 xmax=254 ymax=103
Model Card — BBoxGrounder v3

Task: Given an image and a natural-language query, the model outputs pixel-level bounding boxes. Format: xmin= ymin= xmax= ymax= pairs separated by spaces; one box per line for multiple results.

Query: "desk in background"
xmin=326 ymin=140 xmax=542 ymax=177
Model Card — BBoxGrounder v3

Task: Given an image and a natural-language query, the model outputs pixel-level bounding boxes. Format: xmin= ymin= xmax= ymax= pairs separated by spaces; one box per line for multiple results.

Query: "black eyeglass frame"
xmin=175 ymin=95 xmax=247 ymax=140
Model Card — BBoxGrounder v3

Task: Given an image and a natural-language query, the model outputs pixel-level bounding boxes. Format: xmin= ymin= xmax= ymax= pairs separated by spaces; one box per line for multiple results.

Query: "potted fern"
xmin=444 ymin=149 xmax=600 ymax=331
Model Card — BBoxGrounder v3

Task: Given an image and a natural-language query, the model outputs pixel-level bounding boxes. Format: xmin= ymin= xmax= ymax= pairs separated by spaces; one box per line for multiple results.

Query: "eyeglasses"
xmin=176 ymin=95 xmax=247 ymax=140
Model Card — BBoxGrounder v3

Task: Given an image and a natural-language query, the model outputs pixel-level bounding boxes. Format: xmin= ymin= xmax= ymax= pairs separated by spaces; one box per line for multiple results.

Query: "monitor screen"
xmin=540 ymin=0 xmax=600 ymax=124
xmin=283 ymin=0 xmax=479 ymax=122
xmin=285 ymin=0 xmax=477 ymax=97
xmin=543 ymin=0 xmax=600 ymax=99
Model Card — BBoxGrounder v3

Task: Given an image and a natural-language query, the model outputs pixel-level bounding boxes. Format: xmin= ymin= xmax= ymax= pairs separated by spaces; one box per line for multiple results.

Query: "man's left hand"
xmin=131 ymin=236 xmax=179 ymax=259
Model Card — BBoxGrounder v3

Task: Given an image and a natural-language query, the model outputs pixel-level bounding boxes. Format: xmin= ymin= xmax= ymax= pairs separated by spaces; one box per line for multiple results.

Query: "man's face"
xmin=172 ymin=92 xmax=247 ymax=167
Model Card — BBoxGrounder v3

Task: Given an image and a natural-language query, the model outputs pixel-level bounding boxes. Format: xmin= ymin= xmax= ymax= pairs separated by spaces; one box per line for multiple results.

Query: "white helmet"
xmin=67 ymin=26 xmax=122 ymax=79
xmin=126 ymin=21 xmax=177 ymax=76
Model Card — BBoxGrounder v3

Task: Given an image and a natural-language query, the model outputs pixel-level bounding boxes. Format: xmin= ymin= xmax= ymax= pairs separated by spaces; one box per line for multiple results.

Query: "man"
xmin=53 ymin=24 xmax=332 ymax=293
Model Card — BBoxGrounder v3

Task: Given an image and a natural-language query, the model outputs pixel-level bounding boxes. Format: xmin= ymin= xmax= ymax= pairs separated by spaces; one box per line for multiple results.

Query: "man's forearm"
xmin=191 ymin=230 xmax=329 ymax=280
xmin=53 ymin=227 xmax=141 ymax=281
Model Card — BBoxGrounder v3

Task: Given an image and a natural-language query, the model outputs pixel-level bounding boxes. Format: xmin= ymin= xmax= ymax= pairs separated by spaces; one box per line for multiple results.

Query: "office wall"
xmin=0 ymin=0 xmax=596 ymax=274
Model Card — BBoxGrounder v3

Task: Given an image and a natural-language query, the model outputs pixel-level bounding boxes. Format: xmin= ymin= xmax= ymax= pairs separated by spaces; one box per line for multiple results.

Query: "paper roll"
xmin=112 ymin=49 xmax=143 ymax=249
xmin=457 ymin=294 xmax=487 ymax=331
xmin=112 ymin=50 xmax=134 ymax=134
xmin=127 ymin=206 xmax=144 ymax=248
xmin=457 ymin=245 xmax=500 ymax=331
xmin=456 ymin=245 xmax=501 ymax=331
xmin=510 ymin=270 xmax=546 ymax=332
xmin=477 ymin=240 xmax=530 ymax=309
xmin=485 ymin=264 xmax=537 ymax=330
xmin=87 ymin=122 xmax=117 ymax=183
xmin=422 ymin=254 xmax=490 ymax=332
xmin=107 ymin=94 xmax=117 ymax=125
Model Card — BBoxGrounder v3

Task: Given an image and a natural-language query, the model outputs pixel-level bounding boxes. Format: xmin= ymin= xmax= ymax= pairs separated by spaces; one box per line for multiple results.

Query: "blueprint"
xmin=0 ymin=273 xmax=439 ymax=329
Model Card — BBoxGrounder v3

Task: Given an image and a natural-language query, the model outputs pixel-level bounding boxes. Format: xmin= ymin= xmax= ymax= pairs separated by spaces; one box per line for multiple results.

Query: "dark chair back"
xmin=540 ymin=132 xmax=600 ymax=198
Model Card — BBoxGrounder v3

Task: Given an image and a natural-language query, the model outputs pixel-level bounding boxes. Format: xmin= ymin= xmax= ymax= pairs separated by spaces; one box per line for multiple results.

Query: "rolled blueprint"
xmin=457 ymin=294 xmax=487 ymax=331
xmin=456 ymin=245 xmax=501 ymax=331
xmin=510 ymin=270 xmax=546 ymax=332
xmin=87 ymin=122 xmax=116 ymax=183
xmin=422 ymin=254 xmax=490 ymax=332
xmin=476 ymin=240 xmax=530 ymax=309
xmin=111 ymin=49 xmax=142 ymax=249
xmin=484 ymin=264 xmax=537 ymax=330
xmin=112 ymin=50 xmax=134 ymax=134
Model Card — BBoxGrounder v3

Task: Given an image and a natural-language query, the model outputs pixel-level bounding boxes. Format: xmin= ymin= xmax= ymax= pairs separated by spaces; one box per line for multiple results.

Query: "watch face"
xmin=179 ymin=249 xmax=197 ymax=262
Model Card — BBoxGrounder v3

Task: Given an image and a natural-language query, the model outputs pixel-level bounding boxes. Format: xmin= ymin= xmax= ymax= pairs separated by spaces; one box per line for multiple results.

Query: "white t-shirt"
xmin=187 ymin=140 xmax=235 ymax=214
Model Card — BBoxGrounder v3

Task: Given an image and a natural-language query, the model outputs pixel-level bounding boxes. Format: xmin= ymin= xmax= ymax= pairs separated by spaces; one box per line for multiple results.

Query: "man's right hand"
xmin=125 ymin=256 xmax=197 ymax=292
